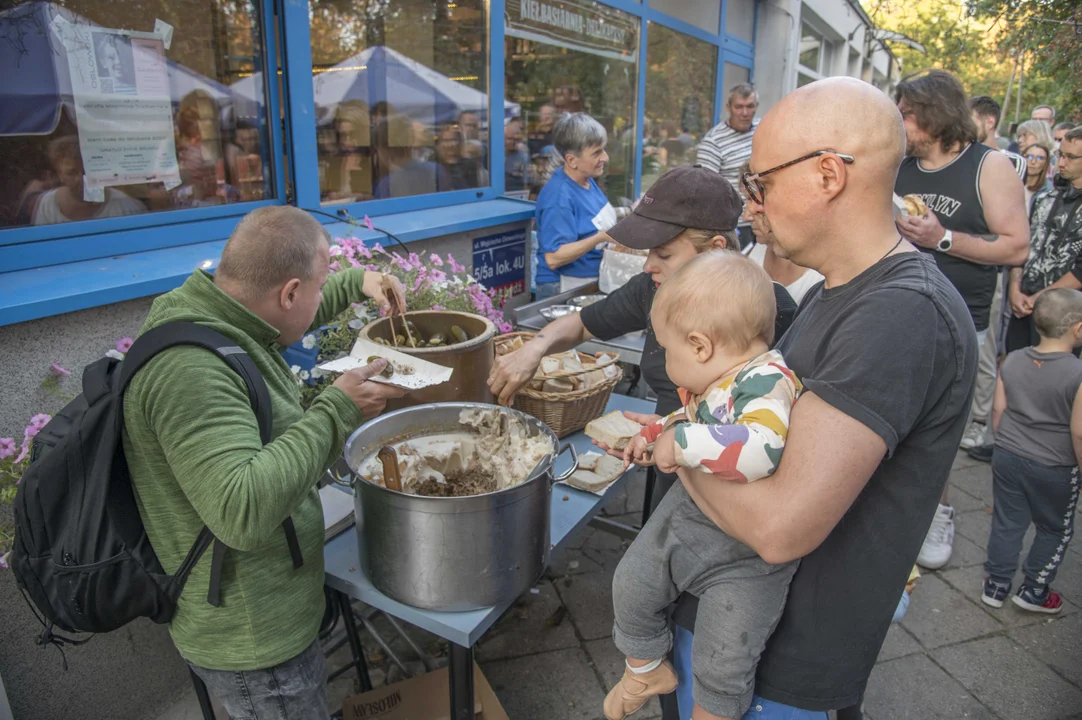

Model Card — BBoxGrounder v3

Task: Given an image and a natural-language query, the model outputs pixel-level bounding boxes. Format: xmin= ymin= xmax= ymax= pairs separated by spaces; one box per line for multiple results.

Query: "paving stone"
xmin=583 ymin=639 xmax=662 ymax=719
xmin=900 ymin=574 xmax=1001 ymax=649
xmin=476 ymin=579 xmax=580 ymax=662
xmin=1009 ymin=614 xmax=1082 ymax=687
xmin=933 ymin=635 xmax=1082 ymax=718
xmin=940 ymin=562 xmax=1078 ymax=629
xmin=952 ymin=451 xmax=983 ymax=473
xmin=954 ymin=510 xmax=994 ymax=550
xmin=942 ymin=532 xmax=989 ymax=571
xmin=482 ymin=648 xmax=606 ymax=720
xmin=863 ymin=654 xmax=995 ymax=719
xmin=950 ymin=465 xmax=995 ymax=507
xmin=556 ymin=567 xmax=617 ymax=641
xmin=1048 ymin=548 xmax=1082 ymax=607
xmin=548 ymin=546 xmax=605 ymax=577
xmin=876 ymin=623 xmax=923 ymax=662
xmin=947 ymin=487 xmax=990 ymax=514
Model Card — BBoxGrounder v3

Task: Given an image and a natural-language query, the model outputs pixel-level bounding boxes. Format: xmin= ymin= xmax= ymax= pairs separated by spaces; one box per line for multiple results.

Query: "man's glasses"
xmin=1060 ymin=150 xmax=1082 ymax=162
xmin=741 ymin=149 xmax=854 ymax=205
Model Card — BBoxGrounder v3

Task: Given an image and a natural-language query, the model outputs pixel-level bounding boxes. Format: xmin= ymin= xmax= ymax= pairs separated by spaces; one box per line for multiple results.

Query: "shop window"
xmin=0 ymin=0 xmax=276 ymax=230
xmin=504 ymin=0 xmax=639 ymax=205
xmin=642 ymin=22 xmax=717 ymax=191
xmin=725 ymin=0 xmax=756 ymax=43
xmin=649 ymin=0 xmax=721 ymax=35
xmin=799 ymin=21 xmax=823 ymax=73
xmin=722 ymin=62 xmax=751 ymax=99
xmin=307 ymin=0 xmax=489 ymax=205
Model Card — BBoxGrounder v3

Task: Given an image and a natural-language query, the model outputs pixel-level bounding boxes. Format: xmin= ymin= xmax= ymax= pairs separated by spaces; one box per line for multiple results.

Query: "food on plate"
xmin=585 ymin=411 xmax=644 ymax=451
xmin=903 ymin=194 xmax=928 ymax=218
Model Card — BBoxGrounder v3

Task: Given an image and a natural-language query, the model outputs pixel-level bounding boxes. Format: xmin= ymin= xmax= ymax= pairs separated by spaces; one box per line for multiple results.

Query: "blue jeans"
xmin=535 ymin=281 xmax=561 ymax=300
xmin=186 ymin=639 xmax=328 ymax=720
xmin=672 ymin=626 xmax=828 ymax=720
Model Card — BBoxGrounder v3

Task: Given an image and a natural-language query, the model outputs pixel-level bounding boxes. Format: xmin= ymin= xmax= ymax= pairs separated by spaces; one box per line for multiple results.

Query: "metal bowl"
xmin=540 ymin=304 xmax=579 ymax=320
xmin=570 ymin=294 xmax=605 ymax=308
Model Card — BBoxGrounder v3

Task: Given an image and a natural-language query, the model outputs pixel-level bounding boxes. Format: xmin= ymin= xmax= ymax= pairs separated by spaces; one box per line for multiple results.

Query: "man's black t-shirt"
xmin=579 ymin=272 xmax=798 ymax=417
xmin=752 ymin=251 xmax=977 ymax=709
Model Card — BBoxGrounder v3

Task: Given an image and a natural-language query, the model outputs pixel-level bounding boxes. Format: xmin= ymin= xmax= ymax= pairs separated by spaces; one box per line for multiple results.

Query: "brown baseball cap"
xmin=607 ymin=165 xmax=744 ymax=250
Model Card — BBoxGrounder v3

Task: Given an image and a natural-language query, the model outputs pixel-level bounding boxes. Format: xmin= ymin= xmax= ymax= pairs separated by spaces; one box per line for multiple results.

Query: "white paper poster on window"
xmin=50 ymin=16 xmax=181 ymax=197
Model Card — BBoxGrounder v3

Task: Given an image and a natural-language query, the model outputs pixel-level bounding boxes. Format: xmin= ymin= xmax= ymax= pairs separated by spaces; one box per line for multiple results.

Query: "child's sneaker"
xmin=1011 ymin=584 xmax=1064 ymax=614
xmin=981 ymin=577 xmax=1011 ymax=608
xmin=603 ymin=660 xmax=678 ymax=720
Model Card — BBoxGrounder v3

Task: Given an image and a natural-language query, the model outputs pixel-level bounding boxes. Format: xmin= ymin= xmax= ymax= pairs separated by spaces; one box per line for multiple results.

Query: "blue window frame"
xmin=1 ymin=0 xmax=756 ymax=325
xmin=0 ymin=0 xmax=288 ymax=272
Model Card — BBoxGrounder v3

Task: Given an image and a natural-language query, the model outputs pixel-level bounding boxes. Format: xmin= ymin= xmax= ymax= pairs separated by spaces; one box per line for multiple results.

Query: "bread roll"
xmin=903 ymin=194 xmax=928 ymax=218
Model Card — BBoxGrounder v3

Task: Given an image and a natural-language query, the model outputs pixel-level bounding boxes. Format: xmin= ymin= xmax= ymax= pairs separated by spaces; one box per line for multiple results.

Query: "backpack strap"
xmin=119 ymin=322 xmax=304 ymax=608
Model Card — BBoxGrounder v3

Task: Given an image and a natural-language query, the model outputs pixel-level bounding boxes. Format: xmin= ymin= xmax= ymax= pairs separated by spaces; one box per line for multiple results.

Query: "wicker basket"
xmin=495 ymin=332 xmax=623 ymax=438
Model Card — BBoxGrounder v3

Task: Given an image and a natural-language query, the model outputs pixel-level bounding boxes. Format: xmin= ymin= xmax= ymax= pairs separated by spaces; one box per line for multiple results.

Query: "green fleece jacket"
xmin=122 ymin=269 xmax=367 ymax=670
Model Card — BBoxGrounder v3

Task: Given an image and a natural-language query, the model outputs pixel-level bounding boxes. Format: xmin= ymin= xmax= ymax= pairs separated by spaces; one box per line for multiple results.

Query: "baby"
xmin=605 ymin=251 xmax=802 ymax=720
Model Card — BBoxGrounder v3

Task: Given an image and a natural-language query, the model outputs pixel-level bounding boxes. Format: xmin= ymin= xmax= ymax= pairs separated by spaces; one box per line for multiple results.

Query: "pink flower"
xmin=432 ymin=305 xmax=443 ymax=311
xmin=14 ymin=445 xmax=28 ymax=464
xmin=329 ymin=260 xmax=341 ymax=272
xmin=498 ymin=321 xmax=513 ymax=333
xmin=0 ymin=553 xmax=8 ymax=569
xmin=447 ymin=255 xmax=466 ymax=273
xmin=116 ymin=338 xmax=133 ymax=353
xmin=356 ymin=244 xmax=372 ymax=259
xmin=29 ymin=414 xmax=51 ymax=431
xmin=363 ymin=214 xmax=375 ymax=231
xmin=413 ymin=275 xmax=426 ymax=292
xmin=50 ymin=363 xmax=70 ymax=377
xmin=0 ymin=437 xmax=15 ymax=459
xmin=372 ymin=243 xmax=386 ymax=255
xmin=429 ymin=253 xmax=444 ymax=266
xmin=407 ymin=253 xmax=423 ymax=269
xmin=430 ymin=269 xmax=447 ymax=284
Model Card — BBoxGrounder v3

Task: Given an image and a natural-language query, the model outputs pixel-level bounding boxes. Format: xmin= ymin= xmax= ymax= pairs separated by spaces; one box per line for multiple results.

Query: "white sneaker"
xmin=917 ymin=504 xmax=954 ymax=569
xmin=959 ymin=423 xmax=987 ymax=450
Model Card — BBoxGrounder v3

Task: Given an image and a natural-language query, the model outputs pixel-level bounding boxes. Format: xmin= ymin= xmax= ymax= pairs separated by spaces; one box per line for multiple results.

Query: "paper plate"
xmin=317 ymin=337 xmax=453 ymax=390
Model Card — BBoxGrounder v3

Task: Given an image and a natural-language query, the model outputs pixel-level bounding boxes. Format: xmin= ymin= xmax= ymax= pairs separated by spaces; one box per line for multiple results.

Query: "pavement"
xmin=157 ymin=451 xmax=1082 ymax=720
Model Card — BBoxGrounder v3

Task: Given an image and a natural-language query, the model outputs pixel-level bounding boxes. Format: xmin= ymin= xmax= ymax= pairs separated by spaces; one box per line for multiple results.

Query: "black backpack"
xmin=10 ymin=321 xmax=303 ymax=658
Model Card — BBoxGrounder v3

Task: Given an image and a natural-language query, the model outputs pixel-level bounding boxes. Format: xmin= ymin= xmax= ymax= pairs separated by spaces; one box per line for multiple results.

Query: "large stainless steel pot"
xmin=341 ymin=402 xmax=578 ymax=611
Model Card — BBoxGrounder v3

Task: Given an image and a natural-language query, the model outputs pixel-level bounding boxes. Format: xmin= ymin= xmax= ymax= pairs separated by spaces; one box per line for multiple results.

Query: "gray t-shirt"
xmin=996 ymin=348 xmax=1082 ymax=467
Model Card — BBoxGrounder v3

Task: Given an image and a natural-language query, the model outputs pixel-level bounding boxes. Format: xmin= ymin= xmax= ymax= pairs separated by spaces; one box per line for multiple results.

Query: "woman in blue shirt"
xmin=534 ymin=113 xmax=620 ymax=299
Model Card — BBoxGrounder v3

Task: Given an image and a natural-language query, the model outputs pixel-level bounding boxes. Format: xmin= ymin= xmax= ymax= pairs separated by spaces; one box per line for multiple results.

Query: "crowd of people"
xmin=507 ymin=69 xmax=1081 ymax=720
xmin=15 ymin=56 xmax=1079 ymax=720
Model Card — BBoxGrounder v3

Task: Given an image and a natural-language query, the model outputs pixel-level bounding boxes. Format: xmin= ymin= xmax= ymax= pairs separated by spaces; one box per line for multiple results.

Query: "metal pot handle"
xmin=552 ymin=443 xmax=580 ymax=483
xmin=329 ymin=469 xmax=356 ymax=490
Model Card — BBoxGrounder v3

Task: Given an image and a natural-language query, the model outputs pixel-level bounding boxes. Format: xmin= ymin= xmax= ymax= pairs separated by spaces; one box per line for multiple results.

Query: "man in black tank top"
xmin=893 ymin=70 xmax=1030 ymax=571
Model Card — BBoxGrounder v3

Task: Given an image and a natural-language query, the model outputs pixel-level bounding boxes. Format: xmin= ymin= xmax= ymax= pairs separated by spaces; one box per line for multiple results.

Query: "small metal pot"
xmin=341 ymin=402 xmax=578 ymax=611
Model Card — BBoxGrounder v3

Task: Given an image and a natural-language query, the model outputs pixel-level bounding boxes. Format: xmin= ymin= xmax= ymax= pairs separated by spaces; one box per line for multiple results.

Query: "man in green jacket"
xmin=122 ymin=206 xmax=405 ymax=718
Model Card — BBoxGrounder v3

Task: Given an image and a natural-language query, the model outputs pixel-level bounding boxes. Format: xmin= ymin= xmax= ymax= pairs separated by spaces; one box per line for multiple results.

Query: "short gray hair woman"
xmin=532 ymin=112 xmax=618 ymax=300
xmin=1016 ymin=119 xmax=1055 ymax=151
xmin=553 ymin=112 xmax=607 ymax=162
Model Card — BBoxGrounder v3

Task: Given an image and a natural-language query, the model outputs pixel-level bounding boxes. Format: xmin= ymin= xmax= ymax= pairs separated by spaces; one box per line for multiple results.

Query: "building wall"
xmin=0 ymin=220 xmax=529 ymax=718
xmin=753 ymin=0 xmax=899 ymax=114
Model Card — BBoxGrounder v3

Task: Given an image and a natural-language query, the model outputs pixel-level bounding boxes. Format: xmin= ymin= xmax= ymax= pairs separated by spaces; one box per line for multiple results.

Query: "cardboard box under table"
xmin=322 ymin=393 xmax=655 ymax=719
xmin=341 ymin=663 xmax=507 ymax=720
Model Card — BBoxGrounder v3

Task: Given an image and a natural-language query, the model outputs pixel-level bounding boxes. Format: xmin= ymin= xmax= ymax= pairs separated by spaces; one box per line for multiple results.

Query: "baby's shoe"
xmin=603 ymin=660 xmax=678 ymax=720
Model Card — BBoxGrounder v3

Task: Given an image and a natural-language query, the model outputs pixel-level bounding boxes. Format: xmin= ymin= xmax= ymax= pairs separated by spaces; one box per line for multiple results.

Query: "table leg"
xmin=448 ymin=642 xmax=475 ymax=720
xmin=335 ymin=590 xmax=373 ymax=692
xmin=189 ymin=667 xmax=216 ymax=720
xmin=641 ymin=467 xmax=657 ymax=527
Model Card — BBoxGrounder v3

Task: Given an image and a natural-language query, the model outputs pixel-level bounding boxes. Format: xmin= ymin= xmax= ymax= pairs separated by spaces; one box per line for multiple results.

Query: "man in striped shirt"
xmin=697 ymin=83 xmax=759 ymax=245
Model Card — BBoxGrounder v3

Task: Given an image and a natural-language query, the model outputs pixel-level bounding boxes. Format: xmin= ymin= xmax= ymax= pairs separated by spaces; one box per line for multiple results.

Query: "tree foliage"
xmin=864 ymin=0 xmax=1081 ymax=124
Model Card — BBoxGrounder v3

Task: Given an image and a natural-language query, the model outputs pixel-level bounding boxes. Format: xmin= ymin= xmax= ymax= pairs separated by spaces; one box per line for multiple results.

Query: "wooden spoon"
xmin=377 ymin=445 xmax=403 ymax=492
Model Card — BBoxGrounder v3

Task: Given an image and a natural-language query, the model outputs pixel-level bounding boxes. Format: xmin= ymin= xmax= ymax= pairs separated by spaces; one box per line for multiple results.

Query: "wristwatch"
xmin=936 ymin=229 xmax=953 ymax=253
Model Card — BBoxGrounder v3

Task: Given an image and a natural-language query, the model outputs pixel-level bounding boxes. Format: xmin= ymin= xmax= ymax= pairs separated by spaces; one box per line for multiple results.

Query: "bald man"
xmin=123 ymin=206 xmax=405 ymax=719
xmin=664 ymin=78 xmax=977 ymax=718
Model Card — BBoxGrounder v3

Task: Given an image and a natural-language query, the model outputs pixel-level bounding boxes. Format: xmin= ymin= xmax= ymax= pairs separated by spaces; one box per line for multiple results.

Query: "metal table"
xmin=513 ymin=282 xmax=647 ymax=366
xmin=323 ymin=393 xmax=655 ymax=719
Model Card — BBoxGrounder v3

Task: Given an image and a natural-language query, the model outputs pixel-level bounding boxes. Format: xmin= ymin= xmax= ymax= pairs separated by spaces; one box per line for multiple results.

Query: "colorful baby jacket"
xmin=641 ymin=349 xmax=801 ymax=483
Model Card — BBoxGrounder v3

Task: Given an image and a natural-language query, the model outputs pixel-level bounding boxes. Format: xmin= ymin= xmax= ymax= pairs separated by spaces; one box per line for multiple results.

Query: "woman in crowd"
xmin=1021 ymin=140 xmax=1054 ymax=210
xmin=1015 ymin=120 xmax=1055 ymax=161
xmin=533 ymin=113 xmax=619 ymax=299
xmin=491 ymin=165 xmax=797 ymax=720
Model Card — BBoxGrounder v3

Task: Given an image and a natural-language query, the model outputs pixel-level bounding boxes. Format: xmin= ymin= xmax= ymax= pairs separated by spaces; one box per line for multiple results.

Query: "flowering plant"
xmin=0 ymin=339 xmax=132 ymax=568
xmin=292 ymin=236 xmax=513 ymax=407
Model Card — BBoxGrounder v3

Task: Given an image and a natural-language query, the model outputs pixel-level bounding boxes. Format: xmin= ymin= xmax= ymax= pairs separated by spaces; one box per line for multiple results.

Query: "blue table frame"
xmin=323 ymin=393 xmax=656 ymax=719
